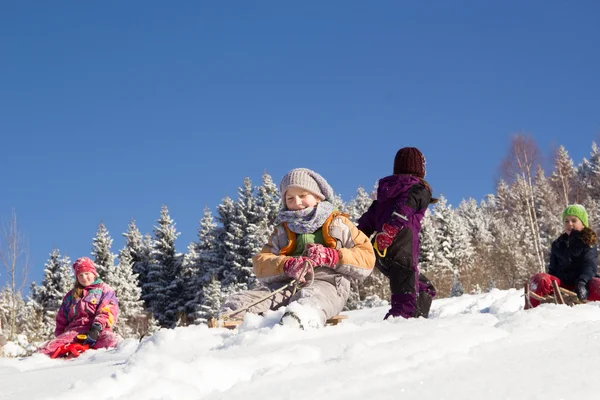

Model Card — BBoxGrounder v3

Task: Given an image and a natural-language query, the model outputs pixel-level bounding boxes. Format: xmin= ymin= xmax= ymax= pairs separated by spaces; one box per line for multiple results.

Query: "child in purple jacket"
xmin=357 ymin=147 xmax=438 ymax=320
xmin=38 ymin=257 xmax=122 ymax=356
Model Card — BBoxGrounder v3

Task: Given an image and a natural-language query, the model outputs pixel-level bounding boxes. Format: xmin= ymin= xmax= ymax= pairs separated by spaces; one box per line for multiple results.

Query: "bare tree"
xmin=0 ymin=209 xmax=29 ymax=339
xmin=500 ymin=134 xmax=545 ymax=272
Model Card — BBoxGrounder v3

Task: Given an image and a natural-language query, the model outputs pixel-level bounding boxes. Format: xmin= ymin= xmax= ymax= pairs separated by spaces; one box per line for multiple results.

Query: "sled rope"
xmin=209 ymin=261 xmax=311 ymax=328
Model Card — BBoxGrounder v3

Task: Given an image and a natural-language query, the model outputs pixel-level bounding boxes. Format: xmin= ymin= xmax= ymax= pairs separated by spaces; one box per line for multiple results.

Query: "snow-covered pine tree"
xmin=194 ymin=277 xmax=222 ymax=324
xmin=575 ymin=142 xmax=600 ymax=228
xmin=580 ymin=142 xmax=600 ymax=199
xmin=91 ymin=222 xmax=115 ymax=281
xmin=31 ymin=249 xmax=73 ymax=339
xmin=145 ymin=205 xmax=183 ymax=328
xmin=221 ymin=178 xmax=259 ymax=291
xmin=331 ymin=192 xmax=346 ymax=213
xmin=345 ymin=186 xmax=373 ymax=225
xmin=183 ymin=207 xmax=221 ymax=324
xmin=18 ymin=296 xmax=42 ymax=344
xmin=456 ymin=198 xmax=494 ymax=250
xmin=0 ymin=288 xmax=29 ymax=342
xmin=433 ymin=196 xmax=473 ymax=277
xmin=455 ymin=198 xmax=495 ymax=290
xmin=0 ymin=286 xmax=15 ymax=338
xmin=214 ymin=196 xmax=236 ymax=282
xmin=254 ymin=172 xmax=280 ymax=248
xmin=107 ymin=248 xmax=145 ymax=338
xmin=123 ymin=220 xmax=153 ymax=309
xmin=550 ymin=145 xmax=576 ymax=208
xmin=22 ymin=282 xmax=46 ymax=342
xmin=418 ymin=209 xmax=439 ymax=275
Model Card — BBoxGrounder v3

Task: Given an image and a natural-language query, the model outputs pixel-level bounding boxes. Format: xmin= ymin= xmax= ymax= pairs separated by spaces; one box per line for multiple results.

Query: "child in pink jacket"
xmin=38 ymin=257 xmax=122 ymax=356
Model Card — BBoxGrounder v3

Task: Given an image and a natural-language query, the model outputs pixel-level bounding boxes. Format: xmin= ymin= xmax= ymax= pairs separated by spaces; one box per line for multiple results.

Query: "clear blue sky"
xmin=1 ymin=1 xmax=599 ymax=290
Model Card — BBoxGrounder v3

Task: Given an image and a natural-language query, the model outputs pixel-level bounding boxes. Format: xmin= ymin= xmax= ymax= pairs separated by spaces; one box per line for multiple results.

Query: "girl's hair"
xmin=581 ymin=226 xmax=598 ymax=246
xmin=72 ymin=280 xmax=85 ymax=299
xmin=420 ymin=178 xmax=439 ymax=204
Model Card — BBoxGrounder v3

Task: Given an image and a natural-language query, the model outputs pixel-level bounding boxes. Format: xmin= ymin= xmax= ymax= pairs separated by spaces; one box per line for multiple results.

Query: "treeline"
xmin=2 ymin=135 xmax=599 ymax=346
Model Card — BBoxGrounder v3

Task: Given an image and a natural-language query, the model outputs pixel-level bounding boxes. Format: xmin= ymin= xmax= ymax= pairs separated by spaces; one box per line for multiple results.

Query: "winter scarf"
xmin=277 ymin=201 xmax=335 ymax=234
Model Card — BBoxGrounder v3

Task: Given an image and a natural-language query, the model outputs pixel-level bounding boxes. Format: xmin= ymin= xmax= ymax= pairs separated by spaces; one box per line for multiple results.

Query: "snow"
xmin=2 ymin=288 xmax=600 ymax=400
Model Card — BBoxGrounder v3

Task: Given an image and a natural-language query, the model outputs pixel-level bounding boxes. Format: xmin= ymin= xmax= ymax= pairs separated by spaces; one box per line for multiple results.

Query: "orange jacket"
xmin=252 ymin=212 xmax=375 ymax=285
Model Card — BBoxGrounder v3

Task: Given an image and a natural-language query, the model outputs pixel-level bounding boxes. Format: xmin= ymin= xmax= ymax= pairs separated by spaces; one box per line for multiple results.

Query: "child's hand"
xmin=82 ymin=322 xmax=102 ymax=347
xmin=375 ymin=223 xmax=400 ymax=251
xmin=304 ymin=243 xmax=339 ymax=268
xmin=576 ymin=281 xmax=589 ymax=301
xmin=283 ymin=257 xmax=314 ymax=284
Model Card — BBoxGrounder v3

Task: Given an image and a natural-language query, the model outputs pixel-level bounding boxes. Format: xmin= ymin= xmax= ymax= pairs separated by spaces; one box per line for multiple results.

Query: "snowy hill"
xmin=2 ymin=288 xmax=600 ymax=400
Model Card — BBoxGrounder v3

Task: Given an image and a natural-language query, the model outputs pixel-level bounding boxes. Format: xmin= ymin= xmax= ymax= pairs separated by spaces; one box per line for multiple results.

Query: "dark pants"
xmin=374 ymin=228 xmax=436 ymax=318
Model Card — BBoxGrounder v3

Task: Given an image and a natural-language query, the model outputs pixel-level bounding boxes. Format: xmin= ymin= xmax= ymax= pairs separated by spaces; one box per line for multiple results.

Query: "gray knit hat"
xmin=280 ymin=168 xmax=334 ymax=201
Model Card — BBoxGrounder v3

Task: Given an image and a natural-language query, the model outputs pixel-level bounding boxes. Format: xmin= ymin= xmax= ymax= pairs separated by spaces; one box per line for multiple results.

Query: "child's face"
xmin=77 ymin=271 xmax=96 ymax=287
xmin=564 ymin=216 xmax=585 ymax=235
xmin=285 ymin=187 xmax=321 ymax=211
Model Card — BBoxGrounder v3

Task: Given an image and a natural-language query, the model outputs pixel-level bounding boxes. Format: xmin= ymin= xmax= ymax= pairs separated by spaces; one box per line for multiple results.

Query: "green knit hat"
xmin=562 ymin=204 xmax=589 ymax=228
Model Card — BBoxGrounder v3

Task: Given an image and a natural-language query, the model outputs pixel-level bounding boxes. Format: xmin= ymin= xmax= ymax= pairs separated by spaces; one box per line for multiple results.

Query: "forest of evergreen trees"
xmin=2 ymin=137 xmax=600 ymax=347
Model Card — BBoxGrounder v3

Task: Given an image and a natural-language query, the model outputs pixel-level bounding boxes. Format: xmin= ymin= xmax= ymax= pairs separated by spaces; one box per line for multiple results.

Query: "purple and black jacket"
xmin=357 ymin=174 xmax=434 ymax=318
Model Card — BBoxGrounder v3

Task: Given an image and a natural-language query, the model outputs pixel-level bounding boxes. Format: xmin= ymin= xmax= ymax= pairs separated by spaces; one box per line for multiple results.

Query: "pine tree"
xmin=221 ymin=179 xmax=259 ymax=291
xmin=108 ymin=248 xmax=145 ymax=338
xmin=31 ymin=249 xmax=73 ymax=339
xmin=22 ymin=284 xmax=45 ymax=343
xmin=582 ymin=142 xmax=600 ymax=198
xmin=331 ymin=193 xmax=346 ymax=212
xmin=550 ymin=145 xmax=576 ymax=207
xmin=145 ymin=205 xmax=183 ymax=328
xmin=0 ymin=286 xmax=14 ymax=337
xmin=215 ymin=196 xmax=236 ymax=282
xmin=194 ymin=277 xmax=222 ymax=324
xmin=456 ymin=198 xmax=494 ymax=249
xmin=184 ymin=207 xmax=221 ymax=324
xmin=0 ymin=287 xmax=28 ymax=342
xmin=432 ymin=196 xmax=473 ymax=277
xmin=255 ymin=172 xmax=281 ymax=248
xmin=123 ymin=220 xmax=152 ymax=309
xmin=91 ymin=222 xmax=115 ymax=281
xmin=19 ymin=297 xmax=42 ymax=344
xmin=237 ymin=177 xmax=262 ymax=283
xmin=418 ymin=210 xmax=439 ymax=275
xmin=345 ymin=187 xmax=373 ymax=224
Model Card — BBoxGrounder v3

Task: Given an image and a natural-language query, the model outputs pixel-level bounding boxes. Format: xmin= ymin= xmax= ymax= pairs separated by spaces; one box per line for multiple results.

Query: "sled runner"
xmin=207 ymin=314 xmax=348 ymax=329
xmin=524 ymin=280 xmax=585 ymax=309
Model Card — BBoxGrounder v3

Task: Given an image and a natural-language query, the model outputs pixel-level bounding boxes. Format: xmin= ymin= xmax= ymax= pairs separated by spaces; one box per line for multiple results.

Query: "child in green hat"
xmin=528 ymin=204 xmax=600 ymax=307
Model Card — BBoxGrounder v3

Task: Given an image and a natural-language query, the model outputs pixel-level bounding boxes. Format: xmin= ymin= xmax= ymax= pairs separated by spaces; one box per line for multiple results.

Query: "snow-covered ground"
xmin=2 ymin=288 xmax=600 ymax=400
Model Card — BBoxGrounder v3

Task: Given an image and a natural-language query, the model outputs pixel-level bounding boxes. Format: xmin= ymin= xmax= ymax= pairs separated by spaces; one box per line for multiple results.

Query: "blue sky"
xmin=1 ymin=1 xmax=599 ymax=290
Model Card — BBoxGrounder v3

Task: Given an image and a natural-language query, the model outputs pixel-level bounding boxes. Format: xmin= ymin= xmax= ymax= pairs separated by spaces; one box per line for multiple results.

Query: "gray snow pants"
xmin=220 ymin=268 xmax=351 ymax=325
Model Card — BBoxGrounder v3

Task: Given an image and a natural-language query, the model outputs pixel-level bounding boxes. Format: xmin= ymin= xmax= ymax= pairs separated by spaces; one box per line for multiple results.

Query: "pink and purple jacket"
xmin=55 ymin=279 xmax=119 ymax=336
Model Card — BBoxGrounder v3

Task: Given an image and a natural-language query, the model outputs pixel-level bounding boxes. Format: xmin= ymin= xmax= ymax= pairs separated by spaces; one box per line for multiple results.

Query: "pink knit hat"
xmin=73 ymin=257 xmax=98 ymax=277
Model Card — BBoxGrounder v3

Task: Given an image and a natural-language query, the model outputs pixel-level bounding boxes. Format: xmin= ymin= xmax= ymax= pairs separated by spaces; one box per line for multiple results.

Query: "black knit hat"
xmin=393 ymin=147 xmax=426 ymax=178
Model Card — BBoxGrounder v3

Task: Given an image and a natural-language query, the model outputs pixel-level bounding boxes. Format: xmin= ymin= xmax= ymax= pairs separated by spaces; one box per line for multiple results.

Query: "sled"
xmin=207 ymin=314 xmax=348 ymax=329
xmin=524 ymin=280 xmax=585 ymax=309
xmin=50 ymin=342 xmax=90 ymax=359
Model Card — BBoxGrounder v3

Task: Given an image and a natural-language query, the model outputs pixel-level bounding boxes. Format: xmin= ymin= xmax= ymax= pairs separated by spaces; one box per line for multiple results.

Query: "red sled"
xmin=50 ymin=342 xmax=90 ymax=359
